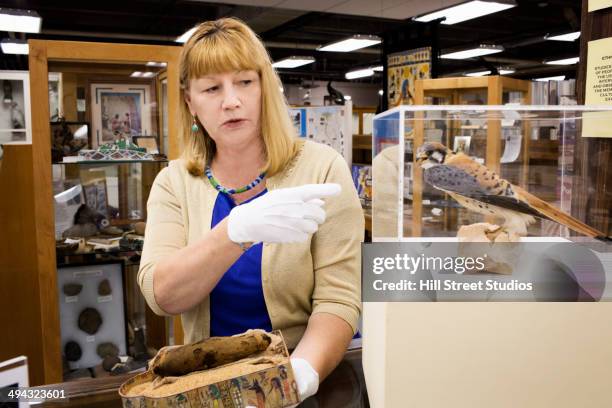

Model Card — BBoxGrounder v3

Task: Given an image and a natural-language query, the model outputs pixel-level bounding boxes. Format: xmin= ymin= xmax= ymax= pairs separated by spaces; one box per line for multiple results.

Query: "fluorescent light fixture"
xmin=141 ymin=72 xmax=155 ymax=78
xmin=545 ymin=57 xmax=579 ymax=65
xmin=130 ymin=71 xmax=143 ymax=78
xmin=1 ymin=39 xmax=28 ymax=54
xmin=498 ymin=68 xmax=515 ymax=75
xmin=441 ymin=44 xmax=504 ymax=59
xmin=345 ymin=68 xmax=374 ymax=80
xmin=465 ymin=70 xmax=491 ymax=77
xmin=344 ymin=95 xmax=352 ymax=101
xmin=545 ymin=31 xmax=580 ymax=42
xmin=318 ymin=35 xmax=381 ymax=52
xmin=176 ymin=26 xmax=197 ymax=43
xmin=535 ymin=75 xmax=565 ymax=82
xmin=372 ymin=65 xmax=384 ymax=72
xmin=0 ymin=8 xmax=41 ymax=33
xmin=146 ymin=61 xmax=167 ymax=67
xmin=272 ymin=56 xmax=315 ymax=69
xmin=414 ymin=1 xmax=516 ymax=25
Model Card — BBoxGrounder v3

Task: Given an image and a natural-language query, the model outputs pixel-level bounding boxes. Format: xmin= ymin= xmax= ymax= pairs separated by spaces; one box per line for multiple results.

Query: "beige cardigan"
xmin=138 ymin=140 xmax=363 ymax=348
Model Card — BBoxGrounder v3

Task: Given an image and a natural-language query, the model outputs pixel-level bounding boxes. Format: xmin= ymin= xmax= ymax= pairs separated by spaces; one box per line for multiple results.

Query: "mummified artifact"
xmin=78 ymin=307 xmax=103 ymax=335
xmin=64 ymin=340 xmax=82 ymax=362
xmin=62 ymin=283 xmax=83 ymax=296
xmin=98 ymin=279 xmax=112 ymax=296
xmin=149 ymin=330 xmax=272 ymax=377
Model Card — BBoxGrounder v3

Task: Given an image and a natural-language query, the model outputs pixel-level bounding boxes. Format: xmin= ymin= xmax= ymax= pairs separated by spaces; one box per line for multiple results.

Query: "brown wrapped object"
xmin=119 ymin=330 xmax=299 ymax=407
xmin=150 ymin=330 xmax=272 ymax=377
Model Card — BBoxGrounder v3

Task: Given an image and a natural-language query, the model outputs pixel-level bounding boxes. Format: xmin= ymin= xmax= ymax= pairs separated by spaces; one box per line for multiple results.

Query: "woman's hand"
xmin=227 ymin=183 xmax=341 ymax=244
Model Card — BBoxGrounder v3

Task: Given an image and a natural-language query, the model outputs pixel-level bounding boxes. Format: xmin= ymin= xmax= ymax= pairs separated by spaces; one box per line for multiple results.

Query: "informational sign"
xmin=583 ymin=37 xmax=612 ymax=138
xmin=588 ymin=0 xmax=612 ymax=12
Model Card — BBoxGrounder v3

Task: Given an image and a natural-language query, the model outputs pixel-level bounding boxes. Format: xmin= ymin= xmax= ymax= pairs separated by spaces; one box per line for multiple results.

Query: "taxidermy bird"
xmin=416 ymin=142 xmax=611 ymax=242
xmin=327 ymin=81 xmax=345 ymax=105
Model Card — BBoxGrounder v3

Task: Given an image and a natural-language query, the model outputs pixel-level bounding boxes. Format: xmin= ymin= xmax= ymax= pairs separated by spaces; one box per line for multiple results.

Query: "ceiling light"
xmin=535 ymin=75 xmax=565 ymax=82
xmin=414 ymin=1 xmax=516 ymax=25
xmin=378 ymin=89 xmax=384 ymax=96
xmin=465 ymin=70 xmax=491 ymax=77
xmin=176 ymin=26 xmax=197 ymax=43
xmin=345 ymin=68 xmax=374 ymax=80
xmin=498 ymin=68 xmax=515 ymax=75
xmin=1 ymin=39 xmax=28 ymax=55
xmin=545 ymin=57 xmax=579 ymax=65
xmin=141 ymin=72 xmax=155 ymax=78
xmin=0 ymin=8 xmax=41 ymax=33
xmin=372 ymin=65 xmax=384 ymax=72
xmin=130 ymin=71 xmax=143 ymax=78
xmin=146 ymin=61 xmax=167 ymax=67
xmin=441 ymin=44 xmax=504 ymax=59
xmin=318 ymin=35 xmax=381 ymax=52
xmin=272 ymin=56 xmax=315 ymax=69
xmin=545 ymin=31 xmax=580 ymax=42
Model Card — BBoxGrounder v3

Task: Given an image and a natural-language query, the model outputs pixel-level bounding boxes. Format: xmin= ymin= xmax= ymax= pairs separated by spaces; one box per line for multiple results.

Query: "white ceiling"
xmin=198 ymin=0 xmax=466 ymax=20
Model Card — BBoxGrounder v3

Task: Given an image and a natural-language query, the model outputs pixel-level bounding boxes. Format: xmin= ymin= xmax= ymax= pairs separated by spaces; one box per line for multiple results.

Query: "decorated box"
xmin=119 ymin=330 xmax=299 ymax=408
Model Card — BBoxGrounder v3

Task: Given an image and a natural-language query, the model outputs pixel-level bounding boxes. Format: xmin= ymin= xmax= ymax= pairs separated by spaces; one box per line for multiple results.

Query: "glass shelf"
xmin=53 ymin=159 xmax=168 ymax=165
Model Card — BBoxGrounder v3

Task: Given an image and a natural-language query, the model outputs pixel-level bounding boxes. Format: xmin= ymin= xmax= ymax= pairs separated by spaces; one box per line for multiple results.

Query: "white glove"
xmin=290 ymin=357 xmax=319 ymax=403
xmin=227 ymin=183 xmax=341 ymax=244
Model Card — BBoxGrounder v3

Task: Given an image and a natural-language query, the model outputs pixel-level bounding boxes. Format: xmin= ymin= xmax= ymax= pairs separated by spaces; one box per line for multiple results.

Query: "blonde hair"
xmin=178 ymin=17 xmax=302 ymax=177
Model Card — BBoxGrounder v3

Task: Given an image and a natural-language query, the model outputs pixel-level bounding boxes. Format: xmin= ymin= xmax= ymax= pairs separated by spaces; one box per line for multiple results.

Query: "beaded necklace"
xmin=205 ymin=165 xmax=266 ymax=195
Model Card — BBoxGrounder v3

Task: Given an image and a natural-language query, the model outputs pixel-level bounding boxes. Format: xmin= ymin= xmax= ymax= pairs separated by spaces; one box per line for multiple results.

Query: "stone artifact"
xmin=62 ymin=283 xmax=83 ymax=296
xmin=78 ymin=307 xmax=103 ymax=335
xmin=64 ymin=340 xmax=82 ymax=361
xmin=103 ymin=355 xmax=121 ymax=372
xmin=98 ymin=279 xmax=112 ymax=296
xmin=97 ymin=342 xmax=119 ymax=359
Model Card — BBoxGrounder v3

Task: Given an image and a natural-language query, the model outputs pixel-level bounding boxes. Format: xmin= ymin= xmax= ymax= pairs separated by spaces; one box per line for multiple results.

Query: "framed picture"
xmin=133 ymin=135 xmax=159 ymax=154
xmin=81 ymin=170 xmax=109 ymax=217
xmin=0 ymin=356 xmax=29 ymax=408
xmin=56 ymin=261 xmax=128 ymax=371
xmin=90 ymin=83 xmax=152 ymax=147
xmin=453 ymin=135 xmax=472 ymax=154
xmin=49 ymin=72 xmax=63 ymax=121
xmin=50 ymin=121 xmax=90 ymax=163
xmin=0 ymin=70 xmax=32 ymax=147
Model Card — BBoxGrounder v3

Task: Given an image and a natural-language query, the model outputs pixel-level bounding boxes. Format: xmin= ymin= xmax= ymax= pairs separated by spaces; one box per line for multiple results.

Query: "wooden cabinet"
xmin=0 ymin=40 xmax=181 ymax=386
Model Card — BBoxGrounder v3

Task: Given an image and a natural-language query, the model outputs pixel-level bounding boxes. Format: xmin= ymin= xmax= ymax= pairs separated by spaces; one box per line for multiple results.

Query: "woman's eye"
xmin=204 ymin=86 xmax=218 ymax=93
xmin=240 ymin=80 xmax=252 ymax=86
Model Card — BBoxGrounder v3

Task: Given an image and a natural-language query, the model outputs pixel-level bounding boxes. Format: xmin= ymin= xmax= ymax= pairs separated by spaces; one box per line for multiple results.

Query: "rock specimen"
xmin=102 ymin=355 xmax=121 ymax=372
xmin=97 ymin=342 xmax=119 ymax=359
xmin=98 ymin=279 xmax=112 ymax=296
xmin=78 ymin=307 xmax=102 ymax=335
xmin=62 ymin=283 xmax=83 ymax=297
xmin=64 ymin=341 xmax=82 ymax=361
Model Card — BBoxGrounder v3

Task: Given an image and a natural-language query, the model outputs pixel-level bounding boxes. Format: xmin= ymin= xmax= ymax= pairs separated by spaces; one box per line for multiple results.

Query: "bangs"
xmin=187 ymin=30 xmax=264 ymax=79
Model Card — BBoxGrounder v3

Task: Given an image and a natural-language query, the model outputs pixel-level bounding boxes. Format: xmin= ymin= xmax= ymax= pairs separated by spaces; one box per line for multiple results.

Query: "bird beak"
xmin=416 ymin=151 xmax=427 ymax=162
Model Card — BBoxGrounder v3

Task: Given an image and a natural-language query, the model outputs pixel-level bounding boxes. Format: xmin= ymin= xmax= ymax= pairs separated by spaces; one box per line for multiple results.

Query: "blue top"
xmin=209 ymin=189 xmax=273 ymax=336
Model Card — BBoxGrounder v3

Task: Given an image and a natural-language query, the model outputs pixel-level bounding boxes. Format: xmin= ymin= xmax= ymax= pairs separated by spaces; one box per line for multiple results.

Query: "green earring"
xmin=191 ymin=116 xmax=199 ymax=132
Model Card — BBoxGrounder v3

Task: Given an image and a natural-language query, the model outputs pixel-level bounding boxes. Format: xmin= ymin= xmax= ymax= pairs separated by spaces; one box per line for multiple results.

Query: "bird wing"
xmin=424 ymin=153 xmax=610 ymax=241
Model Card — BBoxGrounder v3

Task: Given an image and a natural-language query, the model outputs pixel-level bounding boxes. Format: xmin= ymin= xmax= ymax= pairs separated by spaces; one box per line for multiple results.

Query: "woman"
xmin=138 ymin=17 xmax=363 ymax=402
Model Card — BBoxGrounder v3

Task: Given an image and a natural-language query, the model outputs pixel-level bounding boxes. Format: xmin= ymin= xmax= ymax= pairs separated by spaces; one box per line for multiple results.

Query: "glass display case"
xmin=0 ymin=38 xmax=183 ymax=386
xmin=372 ymin=105 xmax=612 ymax=239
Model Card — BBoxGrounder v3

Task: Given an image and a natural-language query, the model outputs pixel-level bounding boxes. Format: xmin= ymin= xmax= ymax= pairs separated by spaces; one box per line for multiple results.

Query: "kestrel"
xmin=416 ymin=142 xmax=611 ymax=242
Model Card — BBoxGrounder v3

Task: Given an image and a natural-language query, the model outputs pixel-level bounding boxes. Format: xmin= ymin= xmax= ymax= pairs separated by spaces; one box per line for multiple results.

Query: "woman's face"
xmin=186 ymin=70 xmax=261 ymax=148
